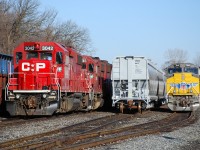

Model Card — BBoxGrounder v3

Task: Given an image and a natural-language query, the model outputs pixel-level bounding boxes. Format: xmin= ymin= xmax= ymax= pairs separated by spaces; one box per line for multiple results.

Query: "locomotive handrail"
xmin=5 ymin=70 xmax=23 ymax=100
xmin=54 ymin=68 xmax=61 ymax=102
xmin=5 ymin=78 xmax=10 ymax=101
xmin=166 ymin=86 xmax=174 ymax=95
xmin=5 ymin=71 xmax=61 ymax=100
xmin=5 ymin=63 xmax=11 ymax=101
xmin=8 ymin=72 xmax=25 ymax=76
xmin=8 ymin=71 xmax=58 ymax=86
xmin=36 ymin=72 xmax=61 ymax=102
xmin=55 ymin=77 xmax=61 ymax=101
xmin=192 ymin=86 xmax=200 ymax=94
xmin=12 ymin=90 xmax=51 ymax=93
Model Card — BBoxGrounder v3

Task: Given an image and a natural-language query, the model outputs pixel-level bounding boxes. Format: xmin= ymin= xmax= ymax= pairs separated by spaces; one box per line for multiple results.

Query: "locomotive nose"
xmin=18 ymin=60 xmax=51 ymax=90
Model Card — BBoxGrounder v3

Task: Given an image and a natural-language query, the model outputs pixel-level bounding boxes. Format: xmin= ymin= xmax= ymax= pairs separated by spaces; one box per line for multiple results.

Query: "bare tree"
xmin=193 ymin=54 xmax=200 ymax=67
xmin=0 ymin=0 xmax=94 ymax=55
xmin=44 ymin=20 xmax=94 ymax=54
xmin=162 ymin=48 xmax=188 ymax=70
xmin=0 ymin=0 xmax=13 ymax=53
xmin=0 ymin=0 xmax=57 ymax=54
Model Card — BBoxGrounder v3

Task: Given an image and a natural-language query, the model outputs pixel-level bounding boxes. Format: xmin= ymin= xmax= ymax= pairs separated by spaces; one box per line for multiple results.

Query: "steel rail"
xmin=0 ymin=113 xmax=135 ymax=149
xmin=62 ymin=112 xmax=195 ymax=150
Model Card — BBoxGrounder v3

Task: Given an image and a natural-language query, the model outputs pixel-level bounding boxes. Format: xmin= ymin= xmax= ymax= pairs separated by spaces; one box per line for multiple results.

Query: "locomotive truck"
xmin=165 ymin=63 xmax=200 ymax=111
xmin=111 ymin=56 xmax=166 ymax=113
xmin=5 ymin=42 xmax=112 ymax=116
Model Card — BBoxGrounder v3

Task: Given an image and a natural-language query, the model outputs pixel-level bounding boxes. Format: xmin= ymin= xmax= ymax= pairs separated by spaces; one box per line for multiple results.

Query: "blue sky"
xmin=40 ymin=0 xmax=200 ymax=67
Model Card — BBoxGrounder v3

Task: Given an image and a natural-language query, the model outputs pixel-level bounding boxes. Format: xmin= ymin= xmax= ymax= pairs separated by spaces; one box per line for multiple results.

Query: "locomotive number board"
xmin=24 ymin=46 xmax=54 ymax=51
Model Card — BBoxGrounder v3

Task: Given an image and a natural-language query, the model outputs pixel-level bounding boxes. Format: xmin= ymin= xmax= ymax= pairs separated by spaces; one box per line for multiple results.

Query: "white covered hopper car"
xmin=111 ymin=56 xmax=166 ymax=113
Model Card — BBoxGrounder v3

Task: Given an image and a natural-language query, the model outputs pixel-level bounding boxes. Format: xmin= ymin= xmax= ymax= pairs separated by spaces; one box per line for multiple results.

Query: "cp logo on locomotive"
xmin=22 ymin=62 xmax=46 ymax=71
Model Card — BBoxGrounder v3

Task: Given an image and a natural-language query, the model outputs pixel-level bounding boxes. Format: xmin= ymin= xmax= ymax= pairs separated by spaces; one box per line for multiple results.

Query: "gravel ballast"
xmin=92 ymin=108 xmax=200 ymax=150
xmin=1 ymin=108 xmax=199 ymax=150
xmin=0 ymin=112 xmax=115 ymax=142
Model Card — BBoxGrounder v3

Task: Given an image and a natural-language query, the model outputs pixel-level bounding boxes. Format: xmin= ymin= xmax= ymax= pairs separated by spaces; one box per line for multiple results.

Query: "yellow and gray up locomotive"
xmin=165 ymin=63 xmax=200 ymax=111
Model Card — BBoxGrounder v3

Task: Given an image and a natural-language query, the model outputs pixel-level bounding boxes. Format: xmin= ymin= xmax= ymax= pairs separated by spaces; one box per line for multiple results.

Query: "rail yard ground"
xmin=93 ymin=108 xmax=200 ymax=150
xmin=0 ymin=107 xmax=199 ymax=149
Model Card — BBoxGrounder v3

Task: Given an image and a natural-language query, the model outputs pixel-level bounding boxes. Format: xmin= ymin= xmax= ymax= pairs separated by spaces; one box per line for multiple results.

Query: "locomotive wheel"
xmin=138 ymin=101 xmax=142 ymax=114
xmin=119 ymin=102 xmax=124 ymax=114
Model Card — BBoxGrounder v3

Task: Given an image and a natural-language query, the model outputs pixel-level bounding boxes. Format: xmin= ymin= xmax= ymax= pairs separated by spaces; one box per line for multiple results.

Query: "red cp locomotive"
xmin=5 ymin=42 xmax=112 ymax=116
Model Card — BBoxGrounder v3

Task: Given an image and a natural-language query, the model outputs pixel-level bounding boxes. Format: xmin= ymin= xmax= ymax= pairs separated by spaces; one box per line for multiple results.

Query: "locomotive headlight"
xmin=57 ymin=67 xmax=62 ymax=72
xmin=42 ymin=94 xmax=47 ymax=98
xmin=90 ymin=74 xmax=93 ymax=79
xmin=15 ymin=94 xmax=20 ymax=99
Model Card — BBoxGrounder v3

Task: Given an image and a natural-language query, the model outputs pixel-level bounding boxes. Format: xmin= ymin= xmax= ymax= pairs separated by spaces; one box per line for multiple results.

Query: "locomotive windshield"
xmin=27 ymin=52 xmax=38 ymax=59
xmin=184 ymin=67 xmax=198 ymax=74
xmin=16 ymin=52 xmax=22 ymax=64
xmin=167 ymin=66 xmax=198 ymax=75
xmin=41 ymin=52 xmax=52 ymax=60
xmin=26 ymin=52 xmax=52 ymax=60
xmin=168 ymin=68 xmax=182 ymax=74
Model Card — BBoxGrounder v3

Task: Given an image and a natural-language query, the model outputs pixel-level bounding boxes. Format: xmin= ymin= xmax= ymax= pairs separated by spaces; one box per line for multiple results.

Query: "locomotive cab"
xmin=165 ymin=63 xmax=200 ymax=111
xmin=6 ymin=42 xmax=65 ymax=115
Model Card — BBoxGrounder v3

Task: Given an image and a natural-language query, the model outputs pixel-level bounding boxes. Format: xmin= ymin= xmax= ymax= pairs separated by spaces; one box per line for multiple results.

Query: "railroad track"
xmin=62 ymin=112 xmax=196 ymax=150
xmin=0 ymin=109 xmax=193 ymax=150
xmin=0 ymin=113 xmax=136 ymax=149
xmin=8 ymin=111 xmax=194 ymax=150
xmin=0 ymin=111 xmax=97 ymax=128
xmin=0 ymin=117 xmax=48 ymax=128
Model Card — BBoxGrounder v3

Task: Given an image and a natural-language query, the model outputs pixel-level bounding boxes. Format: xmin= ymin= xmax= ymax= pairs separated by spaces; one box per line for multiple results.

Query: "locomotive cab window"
xmin=27 ymin=52 xmax=38 ymax=59
xmin=41 ymin=52 xmax=52 ymax=60
xmin=89 ymin=64 xmax=94 ymax=72
xmin=168 ymin=68 xmax=182 ymax=74
xmin=16 ymin=52 xmax=22 ymax=64
xmin=184 ymin=67 xmax=198 ymax=74
xmin=56 ymin=52 xmax=63 ymax=64
xmin=77 ymin=55 xmax=82 ymax=65
xmin=82 ymin=63 xmax=86 ymax=69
